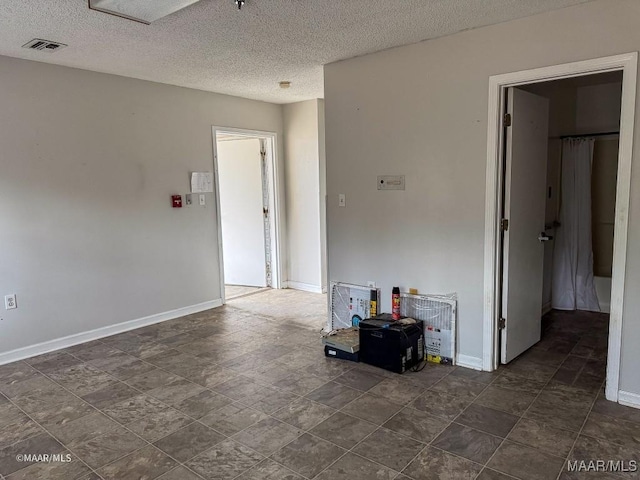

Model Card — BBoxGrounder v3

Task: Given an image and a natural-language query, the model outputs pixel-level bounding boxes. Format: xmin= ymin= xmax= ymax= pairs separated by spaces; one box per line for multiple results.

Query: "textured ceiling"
xmin=0 ymin=0 xmax=594 ymax=104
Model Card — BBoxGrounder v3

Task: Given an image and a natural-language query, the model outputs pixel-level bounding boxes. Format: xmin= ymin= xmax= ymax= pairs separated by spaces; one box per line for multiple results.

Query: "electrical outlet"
xmin=5 ymin=294 xmax=17 ymax=310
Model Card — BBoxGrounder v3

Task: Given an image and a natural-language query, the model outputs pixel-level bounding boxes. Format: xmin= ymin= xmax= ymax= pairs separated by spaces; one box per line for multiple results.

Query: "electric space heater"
xmin=400 ymin=292 xmax=457 ymax=365
xmin=328 ymin=282 xmax=380 ymax=332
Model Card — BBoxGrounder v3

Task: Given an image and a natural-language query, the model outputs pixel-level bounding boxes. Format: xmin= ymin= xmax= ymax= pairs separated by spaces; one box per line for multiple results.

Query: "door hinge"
xmin=499 ymin=318 xmax=506 ymax=330
xmin=500 ymin=218 xmax=509 ymax=232
xmin=503 ymin=113 xmax=512 ymax=127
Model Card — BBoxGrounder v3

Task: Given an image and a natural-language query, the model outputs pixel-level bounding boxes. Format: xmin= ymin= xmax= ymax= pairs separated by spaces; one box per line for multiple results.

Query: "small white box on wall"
xmin=190 ymin=172 xmax=213 ymax=193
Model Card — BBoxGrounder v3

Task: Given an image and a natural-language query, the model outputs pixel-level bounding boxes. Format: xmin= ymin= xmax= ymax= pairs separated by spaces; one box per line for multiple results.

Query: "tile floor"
xmin=0 ymin=291 xmax=638 ymax=480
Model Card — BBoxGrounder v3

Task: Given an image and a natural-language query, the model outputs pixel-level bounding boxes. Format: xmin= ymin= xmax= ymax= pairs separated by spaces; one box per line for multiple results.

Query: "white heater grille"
xmin=400 ymin=292 xmax=457 ymax=365
xmin=328 ymin=282 xmax=379 ymax=332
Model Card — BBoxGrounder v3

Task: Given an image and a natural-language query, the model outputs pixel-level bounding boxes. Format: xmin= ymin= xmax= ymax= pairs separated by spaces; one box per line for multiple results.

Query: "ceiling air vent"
xmin=22 ymin=39 xmax=67 ymax=53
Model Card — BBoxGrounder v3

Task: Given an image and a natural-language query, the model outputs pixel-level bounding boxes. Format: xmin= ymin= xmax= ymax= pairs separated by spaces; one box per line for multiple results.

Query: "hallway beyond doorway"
xmin=227 ymin=288 xmax=326 ymax=331
xmin=517 ymin=309 xmax=608 ymax=392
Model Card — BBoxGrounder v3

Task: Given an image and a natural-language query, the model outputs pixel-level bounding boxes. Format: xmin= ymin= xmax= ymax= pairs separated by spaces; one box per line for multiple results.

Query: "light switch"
xmin=338 ymin=194 xmax=346 ymax=207
xmin=199 ymin=194 xmax=206 ymax=206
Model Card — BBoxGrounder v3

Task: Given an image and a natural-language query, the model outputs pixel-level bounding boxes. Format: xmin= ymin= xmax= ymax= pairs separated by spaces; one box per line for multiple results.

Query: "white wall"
xmin=324 ymin=0 xmax=640 ymax=398
xmin=217 ymin=138 xmax=267 ymax=287
xmin=283 ymin=100 xmax=326 ymax=292
xmin=0 ymin=55 xmax=283 ymax=359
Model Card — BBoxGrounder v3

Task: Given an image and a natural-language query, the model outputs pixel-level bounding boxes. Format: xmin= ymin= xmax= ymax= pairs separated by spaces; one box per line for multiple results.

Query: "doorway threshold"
xmin=225 ymin=285 xmax=270 ymax=301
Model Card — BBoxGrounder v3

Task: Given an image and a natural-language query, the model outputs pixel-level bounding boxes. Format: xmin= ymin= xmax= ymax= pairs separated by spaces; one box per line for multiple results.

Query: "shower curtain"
xmin=551 ymin=138 xmax=600 ymax=312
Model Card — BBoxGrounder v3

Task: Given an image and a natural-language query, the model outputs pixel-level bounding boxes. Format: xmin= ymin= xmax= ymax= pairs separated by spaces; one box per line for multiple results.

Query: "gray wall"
xmin=325 ymin=0 xmax=640 ymax=395
xmin=318 ymin=100 xmax=327 ymax=292
xmin=283 ymin=100 xmax=326 ymax=291
xmin=0 ymin=55 xmax=283 ymax=356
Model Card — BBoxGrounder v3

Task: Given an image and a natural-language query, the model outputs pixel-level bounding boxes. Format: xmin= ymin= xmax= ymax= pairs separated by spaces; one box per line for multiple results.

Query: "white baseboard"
xmin=599 ymin=301 xmax=611 ymax=314
xmin=0 ymin=299 xmax=223 ymax=366
xmin=287 ymin=281 xmax=324 ymax=294
xmin=618 ymin=390 xmax=640 ymax=410
xmin=456 ymin=354 xmax=484 ymax=371
xmin=542 ymin=302 xmax=552 ymax=315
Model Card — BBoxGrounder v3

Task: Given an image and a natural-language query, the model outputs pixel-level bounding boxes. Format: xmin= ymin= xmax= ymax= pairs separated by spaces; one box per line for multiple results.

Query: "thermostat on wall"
xmin=378 ymin=175 xmax=405 ymax=190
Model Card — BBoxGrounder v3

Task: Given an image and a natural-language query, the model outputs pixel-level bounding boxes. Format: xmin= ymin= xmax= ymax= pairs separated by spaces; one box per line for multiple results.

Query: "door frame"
xmin=212 ymin=127 xmax=284 ymax=304
xmin=482 ymin=52 xmax=638 ymax=403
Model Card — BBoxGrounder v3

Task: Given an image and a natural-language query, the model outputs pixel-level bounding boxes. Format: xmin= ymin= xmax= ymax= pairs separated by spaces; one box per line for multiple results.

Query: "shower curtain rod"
xmin=556 ymin=131 xmax=620 ymax=139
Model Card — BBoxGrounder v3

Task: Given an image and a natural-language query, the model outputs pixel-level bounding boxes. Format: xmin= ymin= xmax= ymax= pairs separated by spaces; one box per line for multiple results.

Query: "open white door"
xmin=217 ymin=138 xmax=268 ymax=287
xmin=501 ymin=88 xmax=549 ymax=363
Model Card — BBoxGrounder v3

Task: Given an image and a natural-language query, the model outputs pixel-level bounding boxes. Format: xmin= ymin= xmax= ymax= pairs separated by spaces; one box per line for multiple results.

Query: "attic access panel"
xmin=89 ymin=0 xmax=201 ymax=24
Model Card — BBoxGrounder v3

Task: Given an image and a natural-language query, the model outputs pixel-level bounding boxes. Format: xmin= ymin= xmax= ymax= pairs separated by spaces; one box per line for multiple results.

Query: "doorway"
xmin=212 ymin=127 xmax=283 ymax=303
xmin=483 ymin=53 xmax=637 ymax=403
